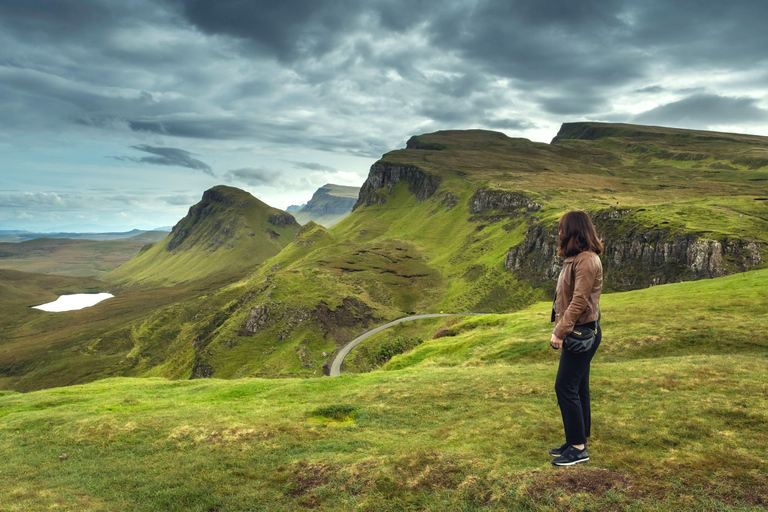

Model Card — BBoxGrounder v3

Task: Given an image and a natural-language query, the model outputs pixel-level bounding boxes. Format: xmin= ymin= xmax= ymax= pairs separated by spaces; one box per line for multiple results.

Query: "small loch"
xmin=32 ymin=293 xmax=114 ymax=312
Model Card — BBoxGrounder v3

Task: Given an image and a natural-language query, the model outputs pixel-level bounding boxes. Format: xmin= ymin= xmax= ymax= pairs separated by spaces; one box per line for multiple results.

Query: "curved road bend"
xmin=329 ymin=313 xmax=488 ymax=377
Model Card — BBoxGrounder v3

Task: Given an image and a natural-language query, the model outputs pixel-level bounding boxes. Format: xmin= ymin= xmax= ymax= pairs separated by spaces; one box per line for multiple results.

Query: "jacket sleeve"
xmin=553 ymin=256 xmax=595 ymax=339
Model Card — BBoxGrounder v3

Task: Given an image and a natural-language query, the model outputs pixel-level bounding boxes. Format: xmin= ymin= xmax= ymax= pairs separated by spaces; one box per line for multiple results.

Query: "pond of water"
xmin=32 ymin=293 xmax=114 ymax=312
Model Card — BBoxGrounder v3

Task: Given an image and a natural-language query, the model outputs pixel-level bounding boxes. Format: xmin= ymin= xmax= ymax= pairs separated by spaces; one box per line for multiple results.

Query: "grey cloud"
xmin=290 ymin=161 xmax=336 ymax=172
xmin=636 ymin=85 xmax=665 ymax=94
xmin=224 ymin=167 xmax=283 ymax=187
xmin=127 ymin=118 xmax=256 ymax=140
xmin=537 ymin=95 xmax=609 ymax=116
xmin=483 ymin=118 xmax=536 ymax=131
xmin=0 ymin=192 xmax=76 ymax=208
xmin=106 ymin=195 xmax=141 ymax=205
xmin=159 ymin=194 xmax=198 ymax=206
xmin=117 ymin=145 xmax=215 ymax=176
xmin=634 ymin=93 xmax=768 ymax=126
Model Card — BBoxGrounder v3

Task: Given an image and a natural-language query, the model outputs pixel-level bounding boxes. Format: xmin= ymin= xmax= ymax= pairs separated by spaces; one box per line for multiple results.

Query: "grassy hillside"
xmin=2 ymin=263 xmax=767 ymax=510
xmin=181 ymin=123 xmax=766 ymax=380
xmin=107 ymin=186 xmax=300 ymax=287
xmin=345 ymin=267 xmax=768 ymax=373
xmin=3 ymin=123 xmax=767 ymax=390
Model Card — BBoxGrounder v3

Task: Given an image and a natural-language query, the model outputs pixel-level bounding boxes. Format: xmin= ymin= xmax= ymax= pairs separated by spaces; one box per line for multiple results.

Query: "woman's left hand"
xmin=550 ymin=333 xmax=563 ymax=350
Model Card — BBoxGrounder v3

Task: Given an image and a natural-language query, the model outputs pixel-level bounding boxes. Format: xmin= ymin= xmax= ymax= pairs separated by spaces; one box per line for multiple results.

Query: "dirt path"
xmin=329 ymin=313 xmax=488 ymax=376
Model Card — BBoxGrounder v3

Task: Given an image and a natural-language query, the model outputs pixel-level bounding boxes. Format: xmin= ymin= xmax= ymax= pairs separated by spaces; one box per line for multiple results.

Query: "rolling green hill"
xmin=2 ymin=123 xmax=767 ymax=391
xmin=107 ymin=185 xmax=300 ymax=287
xmin=1 ymin=269 xmax=766 ymax=510
xmin=2 ymin=123 xmax=768 ymax=509
xmin=178 ymin=123 xmax=766 ymax=381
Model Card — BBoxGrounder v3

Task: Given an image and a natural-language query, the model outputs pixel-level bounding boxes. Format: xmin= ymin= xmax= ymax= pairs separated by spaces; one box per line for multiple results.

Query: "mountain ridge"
xmin=2 ymin=122 xmax=767 ymax=390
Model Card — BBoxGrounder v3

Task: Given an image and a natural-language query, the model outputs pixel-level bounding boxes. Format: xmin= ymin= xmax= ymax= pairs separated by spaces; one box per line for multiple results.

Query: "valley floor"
xmin=1 ymin=352 xmax=766 ymax=511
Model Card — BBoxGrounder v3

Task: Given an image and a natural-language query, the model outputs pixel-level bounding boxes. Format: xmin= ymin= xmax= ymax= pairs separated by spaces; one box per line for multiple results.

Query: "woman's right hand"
xmin=550 ymin=333 xmax=563 ymax=350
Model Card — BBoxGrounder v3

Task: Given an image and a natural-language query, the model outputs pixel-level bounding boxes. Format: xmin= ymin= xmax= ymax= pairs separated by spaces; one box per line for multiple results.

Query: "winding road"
xmin=329 ymin=313 xmax=488 ymax=376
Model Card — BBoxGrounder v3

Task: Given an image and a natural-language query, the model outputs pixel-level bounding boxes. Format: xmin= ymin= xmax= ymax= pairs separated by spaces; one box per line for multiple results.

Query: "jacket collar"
xmin=564 ymin=251 xmax=591 ymax=263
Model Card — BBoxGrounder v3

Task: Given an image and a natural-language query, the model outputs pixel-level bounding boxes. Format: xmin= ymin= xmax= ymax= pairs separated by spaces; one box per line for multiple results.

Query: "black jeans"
xmin=555 ymin=321 xmax=601 ymax=446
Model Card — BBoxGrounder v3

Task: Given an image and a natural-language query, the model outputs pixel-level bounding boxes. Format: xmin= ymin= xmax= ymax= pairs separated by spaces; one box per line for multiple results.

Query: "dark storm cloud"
xmin=224 ymin=168 xmax=282 ymax=187
xmin=2 ymin=0 xmax=768 ymax=202
xmin=484 ymin=118 xmax=536 ymax=131
xmin=636 ymin=86 xmax=665 ymax=94
xmin=537 ymin=95 xmax=609 ymax=116
xmin=634 ymin=94 xmax=768 ymax=126
xmin=117 ymin=145 xmax=215 ymax=176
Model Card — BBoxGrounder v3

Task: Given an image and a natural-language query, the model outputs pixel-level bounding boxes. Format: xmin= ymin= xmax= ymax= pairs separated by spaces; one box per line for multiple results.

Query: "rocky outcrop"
xmin=505 ymin=210 xmax=764 ymax=292
xmin=504 ymin=224 xmax=562 ymax=287
xmin=312 ymin=297 xmax=374 ymax=343
xmin=406 ymin=135 xmax=446 ymax=150
xmin=244 ymin=305 xmax=272 ymax=334
xmin=354 ymin=162 xmax=441 ymax=210
xmin=469 ymin=188 xmax=543 ymax=215
xmin=267 ymin=213 xmax=299 ymax=227
xmin=297 ymin=185 xmax=359 ymax=216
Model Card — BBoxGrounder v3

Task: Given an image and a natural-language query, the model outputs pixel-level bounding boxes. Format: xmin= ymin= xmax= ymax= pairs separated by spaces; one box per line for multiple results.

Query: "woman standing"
xmin=549 ymin=210 xmax=604 ymax=466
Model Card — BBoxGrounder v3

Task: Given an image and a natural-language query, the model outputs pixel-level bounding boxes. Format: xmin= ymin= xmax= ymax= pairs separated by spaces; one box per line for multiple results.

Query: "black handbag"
xmin=564 ymin=323 xmax=597 ymax=353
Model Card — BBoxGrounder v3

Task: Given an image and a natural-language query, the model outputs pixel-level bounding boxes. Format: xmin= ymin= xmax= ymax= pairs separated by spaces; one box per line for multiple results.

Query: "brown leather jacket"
xmin=551 ymin=250 xmax=603 ymax=340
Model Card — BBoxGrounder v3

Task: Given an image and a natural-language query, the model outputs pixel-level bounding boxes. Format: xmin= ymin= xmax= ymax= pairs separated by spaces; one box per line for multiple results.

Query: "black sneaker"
xmin=548 ymin=443 xmax=569 ymax=457
xmin=551 ymin=445 xmax=589 ymax=466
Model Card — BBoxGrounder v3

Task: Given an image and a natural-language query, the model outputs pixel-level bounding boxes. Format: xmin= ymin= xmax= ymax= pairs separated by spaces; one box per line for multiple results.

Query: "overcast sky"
xmin=2 ymin=0 xmax=767 ymax=231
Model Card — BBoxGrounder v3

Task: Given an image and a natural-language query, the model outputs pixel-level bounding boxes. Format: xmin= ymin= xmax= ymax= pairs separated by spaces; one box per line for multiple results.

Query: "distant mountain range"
xmin=0 ymin=228 xmax=171 ymax=243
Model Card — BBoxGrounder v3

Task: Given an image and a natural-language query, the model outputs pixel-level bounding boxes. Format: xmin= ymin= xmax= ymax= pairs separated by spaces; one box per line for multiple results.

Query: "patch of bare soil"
xmin=524 ymin=466 xmax=640 ymax=498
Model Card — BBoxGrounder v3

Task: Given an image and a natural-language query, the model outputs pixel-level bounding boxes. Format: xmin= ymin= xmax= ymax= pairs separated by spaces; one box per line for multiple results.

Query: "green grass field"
xmin=2 ymin=268 xmax=767 ymax=510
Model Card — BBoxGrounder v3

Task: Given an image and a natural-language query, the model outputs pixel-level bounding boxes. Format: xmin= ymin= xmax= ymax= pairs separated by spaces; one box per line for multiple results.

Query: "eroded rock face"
xmin=406 ymin=136 xmax=446 ymax=150
xmin=504 ymin=224 xmax=562 ymax=283
xmin=354 ymin=162 xmax=441 ymax=209
xmin=267 ymin=213 xmax=299 ymax=226
xmin=245 ymin=305 xmax=271 ymax=334
xmin=469 ymin=188 xmax=543 ymax=215
xmin=505 ymin=211 xmax=764 ymax=292
xmin=312 ymin=297 xmax=374 ymax=343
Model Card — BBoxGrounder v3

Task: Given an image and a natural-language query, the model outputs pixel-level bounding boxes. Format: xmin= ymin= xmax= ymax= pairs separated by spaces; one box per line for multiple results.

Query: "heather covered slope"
xmin=107 ymin=185 xmax=300 ymax=286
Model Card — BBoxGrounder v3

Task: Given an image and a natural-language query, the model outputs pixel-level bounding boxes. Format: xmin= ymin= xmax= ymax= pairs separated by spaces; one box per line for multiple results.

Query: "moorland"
xmin=1 ymin=122 xmax=766 ymax=510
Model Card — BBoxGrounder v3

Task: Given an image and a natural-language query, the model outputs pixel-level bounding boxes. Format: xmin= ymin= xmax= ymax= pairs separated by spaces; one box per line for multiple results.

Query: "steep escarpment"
xmin=292 ymin=184 xmax=361 ymax=227
xmin=505 ymin=210 xmax=765 ymax=292
xmin=354 ymin=162 xmax=441 ymax=209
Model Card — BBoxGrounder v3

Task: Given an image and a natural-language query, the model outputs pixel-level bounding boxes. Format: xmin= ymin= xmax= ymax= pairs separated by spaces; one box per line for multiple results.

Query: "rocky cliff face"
xmin=354 ymin=162 xmax=441 ymax=209
xmin=267 ymin=213 xmax=299 ymax=227
xmin=505 ymin=210 xmax=764 ymax=292
xmin=300 ymin=186 xmax=359 ymax=216
xmin=469 ymin=188 xmax=543 ymax=215
xmin=406 ymin=135 xmax=446 ymax=150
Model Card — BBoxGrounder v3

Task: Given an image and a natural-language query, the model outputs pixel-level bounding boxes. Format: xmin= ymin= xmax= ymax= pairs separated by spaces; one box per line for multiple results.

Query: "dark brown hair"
xmin=558 ymin=210 xmax=604 ymax=258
